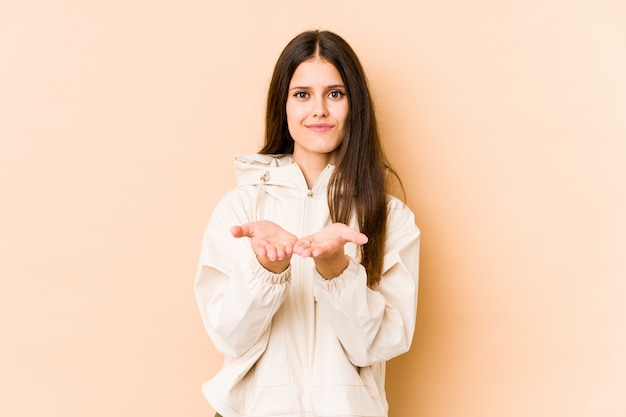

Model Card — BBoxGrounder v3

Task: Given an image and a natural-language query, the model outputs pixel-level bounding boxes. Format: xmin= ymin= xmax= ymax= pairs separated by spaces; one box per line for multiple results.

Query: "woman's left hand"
xmin=293 ymin=223 xmax=368 ymax=279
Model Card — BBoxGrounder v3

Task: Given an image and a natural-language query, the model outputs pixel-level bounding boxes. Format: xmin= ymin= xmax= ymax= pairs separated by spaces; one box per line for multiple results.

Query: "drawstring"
xmin=255 ymin=171 xmax=270 ymax=221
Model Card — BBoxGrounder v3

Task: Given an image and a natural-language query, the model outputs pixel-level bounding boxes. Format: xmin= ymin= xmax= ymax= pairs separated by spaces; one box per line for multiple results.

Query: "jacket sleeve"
xmin=312 ymin=199 xmax=420 ymax=367
xmin=194 ymin=190 xmax=291 ymax=358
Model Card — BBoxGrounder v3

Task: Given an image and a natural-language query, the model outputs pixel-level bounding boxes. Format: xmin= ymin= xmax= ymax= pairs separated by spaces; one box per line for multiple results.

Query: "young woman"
xmin=195 ymin=30 xmax=420 ymax=417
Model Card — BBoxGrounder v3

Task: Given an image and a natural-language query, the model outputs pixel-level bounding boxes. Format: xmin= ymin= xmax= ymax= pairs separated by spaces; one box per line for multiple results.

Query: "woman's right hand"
xmin=231 ymin=221 xmax=298 ymax=273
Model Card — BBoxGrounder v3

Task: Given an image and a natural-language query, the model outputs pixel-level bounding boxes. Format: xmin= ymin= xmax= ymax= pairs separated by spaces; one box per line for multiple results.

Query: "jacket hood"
xmin=233 ymin=154 xmax=334 ymax=198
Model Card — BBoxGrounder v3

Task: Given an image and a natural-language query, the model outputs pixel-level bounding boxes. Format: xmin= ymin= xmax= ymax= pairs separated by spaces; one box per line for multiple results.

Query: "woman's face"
xmin=286 ymin=57 xmax=349 ymax=165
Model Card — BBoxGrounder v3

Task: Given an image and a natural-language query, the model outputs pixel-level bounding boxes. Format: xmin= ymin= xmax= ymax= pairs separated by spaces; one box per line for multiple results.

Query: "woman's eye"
xmin=329 ymin=91 xmax=345 ymax=99
xmin=294 ymin=91 xmax=309 ymax=99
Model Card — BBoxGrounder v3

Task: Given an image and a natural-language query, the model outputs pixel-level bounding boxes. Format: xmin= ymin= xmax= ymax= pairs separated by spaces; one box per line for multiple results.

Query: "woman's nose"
xmin=312 ymin=97 xmax=328 ymax=117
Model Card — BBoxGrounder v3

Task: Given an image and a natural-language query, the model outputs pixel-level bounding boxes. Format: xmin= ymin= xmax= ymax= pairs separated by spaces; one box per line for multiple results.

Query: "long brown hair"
xmin=260 ymin=30 xmax=401 ymax=287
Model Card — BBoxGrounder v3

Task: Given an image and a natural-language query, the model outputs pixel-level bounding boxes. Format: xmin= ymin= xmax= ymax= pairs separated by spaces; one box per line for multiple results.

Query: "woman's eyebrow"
xmin=288 ymin=84 xmax=345 ymax=91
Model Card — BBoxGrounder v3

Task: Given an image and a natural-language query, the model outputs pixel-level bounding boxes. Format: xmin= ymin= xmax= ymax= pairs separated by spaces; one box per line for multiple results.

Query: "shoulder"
xmin=386 ymin=195 xmax=420 ymax=240
xmin=387 ymin=195 xmax=415 ymax=220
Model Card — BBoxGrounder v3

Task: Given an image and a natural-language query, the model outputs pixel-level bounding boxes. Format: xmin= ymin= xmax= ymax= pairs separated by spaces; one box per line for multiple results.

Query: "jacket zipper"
xmin=299 ymin=166 xmax=330 ymax=409
xmin=300 ymin=187 xmax=314 ymax=407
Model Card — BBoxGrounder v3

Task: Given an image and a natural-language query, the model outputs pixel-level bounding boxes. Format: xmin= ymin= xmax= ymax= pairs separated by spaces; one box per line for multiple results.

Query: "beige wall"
xmin=1 ymin=1 xmax=625 ymax=416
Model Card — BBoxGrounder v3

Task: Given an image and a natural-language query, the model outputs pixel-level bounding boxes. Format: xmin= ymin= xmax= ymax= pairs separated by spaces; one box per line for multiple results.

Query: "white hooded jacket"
xmin=195 ymin=154 xmax=420 ymax=417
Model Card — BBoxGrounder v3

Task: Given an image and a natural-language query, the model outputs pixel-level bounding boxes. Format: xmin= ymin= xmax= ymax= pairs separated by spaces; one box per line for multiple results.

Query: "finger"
xmin=354 ymin=232 xmax=368 ymax=245
xmin=293 ymin=244 xmax=314 ymax=258
xmin=273 ymin=245 xmax=287 ymax=260
xmin=293 ymin=239 xmax=311 ymax=254
xmin=342 ymin=230 xmax=368 ymax=245
xmin=250 ymin=242 xmax=268 ymax=258
xmin=294 ymin=248 xmax=313 ymax=258
xmin=230 ymin=225 xmax=245 ymax=238
xmin=283 ymin=243 xmax=295 ymax=257
xmin=294 ymin=239 xmax=309 ymax=248
xmin=265 ymin=245 xmax=279 ymax=261
xmin=231 ymin=223 xmax=254 ymax=238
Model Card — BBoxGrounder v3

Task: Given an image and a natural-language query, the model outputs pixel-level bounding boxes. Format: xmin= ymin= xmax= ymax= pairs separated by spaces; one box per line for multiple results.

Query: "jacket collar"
xmin=233 ymin=154 xmax=334 ymax=198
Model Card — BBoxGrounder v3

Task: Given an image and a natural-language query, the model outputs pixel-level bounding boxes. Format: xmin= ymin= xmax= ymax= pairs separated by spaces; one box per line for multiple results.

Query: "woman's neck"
xmin=292 ymin=152 xmax=335 ymax=189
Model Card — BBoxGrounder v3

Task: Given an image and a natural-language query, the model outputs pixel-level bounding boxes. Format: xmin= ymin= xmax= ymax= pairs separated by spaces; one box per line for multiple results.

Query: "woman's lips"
xmin=306 ymin=123 xmax=334 ymax=132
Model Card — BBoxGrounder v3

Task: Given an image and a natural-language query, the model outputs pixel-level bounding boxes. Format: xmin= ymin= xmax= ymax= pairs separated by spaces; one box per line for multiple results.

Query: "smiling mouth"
xmin=306 ymin=124 xmax=334 ymax=132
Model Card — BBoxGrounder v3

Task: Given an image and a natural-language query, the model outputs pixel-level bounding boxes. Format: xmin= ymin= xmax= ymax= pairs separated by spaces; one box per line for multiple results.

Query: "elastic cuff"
xmin=250 ymin=257 xmax=291 ymax=285
xmin=312 ymin=256 xmax=360 ymax=292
